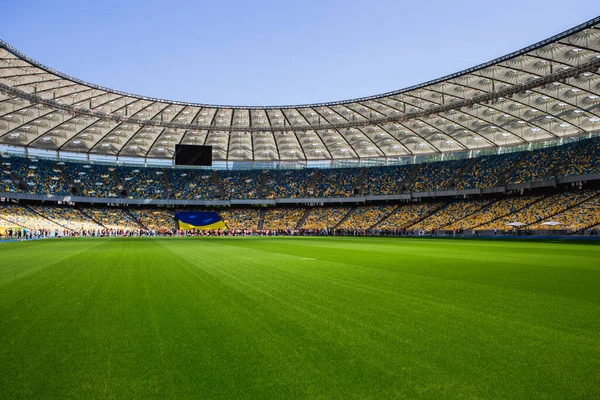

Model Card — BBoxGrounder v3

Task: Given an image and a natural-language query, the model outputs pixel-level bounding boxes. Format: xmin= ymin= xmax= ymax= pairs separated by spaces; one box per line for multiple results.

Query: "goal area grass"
xmin=1 ymin=237 xmax=599 ymax=399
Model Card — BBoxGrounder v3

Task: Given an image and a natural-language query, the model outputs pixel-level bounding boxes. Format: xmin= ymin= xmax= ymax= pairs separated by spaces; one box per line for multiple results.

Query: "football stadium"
xmin=1 ymin=4 xmax=600 ymax=399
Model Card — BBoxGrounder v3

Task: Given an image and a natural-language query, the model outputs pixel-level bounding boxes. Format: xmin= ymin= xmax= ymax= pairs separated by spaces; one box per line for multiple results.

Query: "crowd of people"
xmin=120 ymin=166 xmax=167 ymax=199
xmin=456 ymin=152 xmax=523 ymax=189
xmin=0 ymin=137 xmax=598 ymax=201
xmin=559 ymin=137 xmax=600 ymax=177
xmin=313 ymin=168 xmax=361 ymax=198
xmin=338 ymin=205 xmax=396 ymax=230
xmin=410 ymin=159 xmax=468 ymax=192
xmin=262 ymin=208 xmax=305 ymax=230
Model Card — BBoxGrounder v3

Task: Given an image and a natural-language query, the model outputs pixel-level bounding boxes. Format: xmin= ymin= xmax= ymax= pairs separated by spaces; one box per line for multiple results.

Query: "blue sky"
xmin=2 ymin=1 xmax=599 ymax=106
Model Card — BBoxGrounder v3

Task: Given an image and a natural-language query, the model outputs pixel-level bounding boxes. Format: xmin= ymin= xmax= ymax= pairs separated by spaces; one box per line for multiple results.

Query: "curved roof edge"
xmin=1 ymin=15 xmax=599 ymax=110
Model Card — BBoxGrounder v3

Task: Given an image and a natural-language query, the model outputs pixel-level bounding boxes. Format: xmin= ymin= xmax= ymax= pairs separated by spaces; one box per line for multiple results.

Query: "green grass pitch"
xmin=0 ymin=237 xmax=599 ymax=399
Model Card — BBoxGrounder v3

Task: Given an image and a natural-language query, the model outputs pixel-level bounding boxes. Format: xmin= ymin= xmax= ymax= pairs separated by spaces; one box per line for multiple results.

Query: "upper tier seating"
xmin=220 ymin=170 xmax=261 ymax=199
xmin=456 ymin=152 xmax=524 ymax=189
xmin=362 ymin=165 xmax=412 ymax=196
xmin=120 ymin=166 xmax=167 ymax=199
xmin=168 ymin=169 xmax=215 ymax=200
xmin=410 ymin=159 xmax=468 ymax=192
xmin=509 ymin=140 xmax=587 ymax=183
xmin=63 ymin=163 xmax=120 ymax=198
xmin=267 ymin=169 xmax=312 ymax=198
xmin=313 ymin=168 xmax=361 ymax=198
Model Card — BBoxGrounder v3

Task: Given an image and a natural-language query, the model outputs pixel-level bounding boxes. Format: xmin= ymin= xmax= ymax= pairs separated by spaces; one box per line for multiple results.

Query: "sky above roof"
xmin=2 ymin=0 xmax=599 ymax=106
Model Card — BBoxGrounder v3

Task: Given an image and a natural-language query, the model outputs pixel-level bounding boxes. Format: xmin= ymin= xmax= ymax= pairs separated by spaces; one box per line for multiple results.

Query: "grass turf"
xmin=0 ymin=237 xmax=599 ymax=399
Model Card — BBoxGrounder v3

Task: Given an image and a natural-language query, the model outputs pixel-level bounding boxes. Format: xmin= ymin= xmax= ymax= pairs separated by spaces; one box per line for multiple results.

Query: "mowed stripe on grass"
xmin=0 ymin=237 xmax=599 ymax=399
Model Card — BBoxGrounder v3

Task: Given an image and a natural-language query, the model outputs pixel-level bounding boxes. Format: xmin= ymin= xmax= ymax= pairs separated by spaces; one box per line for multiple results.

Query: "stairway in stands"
xmin=111 ymin=169 xmax=128 ymax=197
xmin=446 ymin=158 xmax=476 ymax=190
xmin=295 ymin=208 xmax=312 ymax=230
xmin=258 ymin=171 xmax=269 ymax=198
xmin=402 ymin=164 xmax=421 ymax=192
xmin=404 ymin=202 xmax=447 ymax=230
xmin=125 ymin=209 xmax=147 ymax=230
xmin=496 ymin=152 xmax=529 ymax=185
xmin=353 ymin=168 xmax=368 ymax=196
xmin=306 ymin=170 xmax=318 ymax=197
xmin=25 ymin=205 xmax=70 ymax=231
xmin=369 ymin=204 xmax=399 ymax=230
xmin=161 ymin=169 xmax=174 ymax=197
xmin=78 ymin=208 xmax=107 ymax=229
xmin=257 ymin=208 xmax=266 ymax=230
xmin=56 ymin=163 xmax=80 ymax=195
xmin=212 ymin=170 xmax=223 ymax=198
xmin=334 ymin=207 xmax=356 ymax=229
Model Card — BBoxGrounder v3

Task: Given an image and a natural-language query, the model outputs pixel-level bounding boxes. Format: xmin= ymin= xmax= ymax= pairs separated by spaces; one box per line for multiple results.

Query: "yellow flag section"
xmin=176 ymin=211 xmax=227 ymax=230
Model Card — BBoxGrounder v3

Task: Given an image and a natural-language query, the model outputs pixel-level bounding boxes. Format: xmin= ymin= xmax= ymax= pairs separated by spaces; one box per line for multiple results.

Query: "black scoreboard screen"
xmin=175 ymin=145 xmax=212 ymax=166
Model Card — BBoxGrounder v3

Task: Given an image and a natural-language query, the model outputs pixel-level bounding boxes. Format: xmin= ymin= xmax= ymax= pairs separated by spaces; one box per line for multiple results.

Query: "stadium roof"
xmin=1 ymin=16 xmax=600 ymax=162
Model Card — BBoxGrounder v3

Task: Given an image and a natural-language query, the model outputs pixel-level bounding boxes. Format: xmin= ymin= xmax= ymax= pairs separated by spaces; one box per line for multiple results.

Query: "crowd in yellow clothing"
xmin=262 ymin=208 xmax=305 ymax=230
xmin=531 ymin=195 xmax=600 ymax=230
xmin=121 ymin=167 xmax=166 ymax=199
xmin=477 ymin=190 xmax=598 ymax=230
xmin=451 ymin=196 xmax=543 ymax=230
xmin=29 ymin=205 xmax=102 ymax=231
xmin=339 ymin=205 xmax=396 ymax=230
xmin=64 ymin=163 xmax=120 ymax=198
xmin=413 ymin=199 xmax=493 ymax=231
xmin=314 ymin=169 xmax=361 ymax=198
xmin=378 ymin=202 xmax=442 ymax=230
xmin=168 ymin=170 xmax=215 ymax=200
xmin=130 ymin=209 xmax=176 ymax=231
xmin=0 ymin=203 xmax=64 ymax=231
xmin=221 ymin=170 xmax=261 ymax=199
xmin=456 ymin=153 xmax=523 ymax=190
xmin=363 ymin=166 xmax=411 ymax=196
xmin=559 ymin=138 xmax=600 ymax=177
xmin=83 ymin=207 xmax=141 ymax=230
xmin=267 ymin=170 xmax=312 ymax=198
xmin=219 ymin=208 xmax=260 ymax=230
xmin=302 ymin=207 xmax=350 ymax=230
xmin=510 ymin=141 xmax=584 ymax=183
xmin=411 ymin=160 xmax=467 ymax=192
